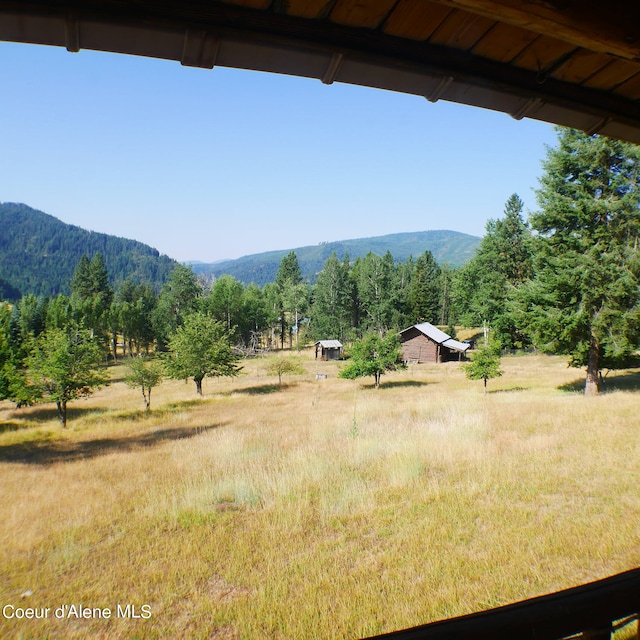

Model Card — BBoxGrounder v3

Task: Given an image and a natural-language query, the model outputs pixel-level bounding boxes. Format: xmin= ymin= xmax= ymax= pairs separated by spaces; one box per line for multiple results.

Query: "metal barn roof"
xmin=315 ymin=340 xmax=343 ymax=348
xmin=1 ymin=1 xmax=640 ymax=143
xmin=441 ymin=337 xmax=470 ymax=353
xmin=400 ymin=322 xmax=470 ymax=352
xmin=401 ymin=322 xmax=450 ymax=343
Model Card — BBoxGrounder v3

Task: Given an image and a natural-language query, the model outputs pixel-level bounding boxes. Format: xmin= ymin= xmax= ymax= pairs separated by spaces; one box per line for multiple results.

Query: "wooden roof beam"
xmin=424 ymin=0 xmax=640 ymax=61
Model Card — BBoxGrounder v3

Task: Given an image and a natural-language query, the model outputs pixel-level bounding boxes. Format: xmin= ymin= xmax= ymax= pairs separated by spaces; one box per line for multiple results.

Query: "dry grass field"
xmin=1 ymin=350 xmax=639 ymax=639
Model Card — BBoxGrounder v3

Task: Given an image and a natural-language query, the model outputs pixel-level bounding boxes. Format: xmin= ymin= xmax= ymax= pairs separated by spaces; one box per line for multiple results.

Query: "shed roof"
xmin=442 ymin=338 xmax=470 ymax=353
xmin=400 ymin=323 xmax=470 ymax=353
xmin=316 ymin=340 xmax=343 ymax=348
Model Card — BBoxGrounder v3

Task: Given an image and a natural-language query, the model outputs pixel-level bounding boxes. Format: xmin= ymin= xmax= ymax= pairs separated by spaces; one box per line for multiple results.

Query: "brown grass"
xmin=1 ymin=351 xmax=639 ymax=639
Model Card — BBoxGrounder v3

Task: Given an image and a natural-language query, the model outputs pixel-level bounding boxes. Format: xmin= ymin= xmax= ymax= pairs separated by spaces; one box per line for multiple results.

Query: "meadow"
xmin=1 ymin=350 xmax=639 ymax=639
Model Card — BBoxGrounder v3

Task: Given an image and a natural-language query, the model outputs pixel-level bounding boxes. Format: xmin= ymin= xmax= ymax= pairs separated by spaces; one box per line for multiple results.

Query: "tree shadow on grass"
xmin=357 ymin=380 xmax=429 ymax=390
xmin=3 ymin=398 xmax=206 ymax=427
xmin=380 ymin=380 xmax=429 ymax=389
xmin=0 ymin=423 xmax=23 ymax=434
xmin=559 ymin=371 xmax=640 ymax=394
xmin=162 ymin=399 xmax=207 ymax=410
xmin=231 ymin=384 xmax=281 ymax=395
xmin=0 ymin=422 xmax=225 ymax=465
xmin=487 ymin=386 xmax=530 ymax=394
xmin=558 ymin=379 xmax=587 ymax=393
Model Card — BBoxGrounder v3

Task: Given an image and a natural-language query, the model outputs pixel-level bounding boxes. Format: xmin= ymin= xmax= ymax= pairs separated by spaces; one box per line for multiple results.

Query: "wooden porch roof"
xmin=1 ymin=1 xmax=639 ymax=142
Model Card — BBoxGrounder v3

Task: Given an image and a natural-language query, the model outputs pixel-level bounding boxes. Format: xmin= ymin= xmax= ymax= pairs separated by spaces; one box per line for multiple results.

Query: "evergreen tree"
xmin=152 ymin=264 xmax=202 ymax=350
xmin=438 ymin=264 xmax=456 ymax=326
xmin=70 ymin=255 xmax=93 ymax=300
xmin=70 ymin=253 xmax=113 ymax=341
xmin=0 ymin=303 xmax=15 ymax=401
xmin=391 ymin=256 xmax=414 ymax=329
xmin=310 ymin=252 xmax=354 ymax=342
xmin=463 ymin=339 xmax=503 ymax=393
xmin=494 ymin=194 xmax=533 ymax=285
xmin=15 ymin=294 xmax=48 ymax=339
xmin=452 ymin=194 xmax=532 ymax=347
xmin=519 ymin=129 xmax=640 ymax=395
xmin=275 ymin=251 xmax=305 ymax=348
xmin=408 ymin=250 xmax=441 ymax=324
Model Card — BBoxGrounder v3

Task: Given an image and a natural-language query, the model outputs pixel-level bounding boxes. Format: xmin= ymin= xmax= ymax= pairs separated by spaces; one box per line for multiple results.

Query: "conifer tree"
xmin=452 ymin=193 xmax=532 ymax=347
xmin=152 ymin=264 xmax=202 ymax=350
xmin=70 ymin=253 xmax=113 ymax=341
xmin=519 ymin=129 xmax=640 ymax=395
xmin=275 ymin=251 xmax=305 ymax=348
xmin=463 ymin=339 xmax=503 ymax=393
xmin=408 ymin=250 xmax=441 ymax=324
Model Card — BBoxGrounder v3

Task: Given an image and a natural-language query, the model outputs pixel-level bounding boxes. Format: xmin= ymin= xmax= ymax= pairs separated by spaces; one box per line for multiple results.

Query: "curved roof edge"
xmin=1 ymin=2 xmax=639 ymax=143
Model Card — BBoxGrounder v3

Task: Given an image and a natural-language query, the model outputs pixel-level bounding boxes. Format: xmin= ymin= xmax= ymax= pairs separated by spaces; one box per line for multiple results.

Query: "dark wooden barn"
xmin=399 ymin=323 xmax=470 ymax=364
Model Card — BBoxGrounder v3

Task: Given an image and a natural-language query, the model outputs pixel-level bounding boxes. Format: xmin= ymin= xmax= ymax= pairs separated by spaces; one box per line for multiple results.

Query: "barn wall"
xmin=400 ymin=330 xmax=439 ymax=363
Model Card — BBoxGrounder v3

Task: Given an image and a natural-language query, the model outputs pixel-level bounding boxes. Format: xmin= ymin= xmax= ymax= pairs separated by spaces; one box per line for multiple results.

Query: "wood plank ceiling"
xmin=1 ymin=0 xmax=639 ymax=142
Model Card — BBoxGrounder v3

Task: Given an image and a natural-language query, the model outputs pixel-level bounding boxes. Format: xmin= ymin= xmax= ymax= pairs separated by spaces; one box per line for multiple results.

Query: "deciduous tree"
xmin=354 ymin=252 xmax=395 ymax=334
xmin=25 ymin=326 xmax=108 ymax=427
xmin=266 ymin=356 xmax=305 ymax=386
xmin=339 ymin=332 xmax=405 ymax=389
xmin=124 ymin=356 xmax=163 ymax=410
xmin=163 ymin=312 xmax=241 ymax=396
xmin=463 ymin=341 xmax=503 ymax=393
xmin=310 ymin=252 xmax=354 ymax=342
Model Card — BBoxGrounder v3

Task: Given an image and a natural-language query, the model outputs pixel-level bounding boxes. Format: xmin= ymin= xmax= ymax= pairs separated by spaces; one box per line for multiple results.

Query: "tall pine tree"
xmin=519 ymin=129 xmax=640 ymax=395
xmin=274 ymin=251 xmax=306 ymax=348
xmin=408 ymin=250 xmax=441 ymax=324
xmin=452 ymin=193 xmax=532 ymax=347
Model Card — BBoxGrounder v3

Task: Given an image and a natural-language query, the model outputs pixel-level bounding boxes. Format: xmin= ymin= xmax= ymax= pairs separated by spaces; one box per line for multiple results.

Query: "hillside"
xmin=0 ymin=202 xmax=177 ymax=299
xmin=190 ymin=230 xmax=480 ymax=285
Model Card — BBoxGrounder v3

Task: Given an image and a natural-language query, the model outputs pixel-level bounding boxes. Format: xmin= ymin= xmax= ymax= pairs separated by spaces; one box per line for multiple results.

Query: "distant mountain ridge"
xmin=190 ymin=230 xmax=481 ymax=286
xmin=0 ymin=202 xmax=177 ymax=299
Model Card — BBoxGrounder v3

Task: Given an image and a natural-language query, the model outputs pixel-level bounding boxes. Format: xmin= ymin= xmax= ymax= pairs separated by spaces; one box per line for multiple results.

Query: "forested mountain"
xmin=0 ymin=202 xmax=177 ymax=299
xmin=191 ymin=230 xmax=480 ymax=285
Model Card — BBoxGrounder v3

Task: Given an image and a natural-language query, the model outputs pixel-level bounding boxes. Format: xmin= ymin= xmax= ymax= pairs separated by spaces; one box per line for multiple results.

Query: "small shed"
xmin=399 ymin=323 xmax=470 ymax=363
xmin=315 ymin=340 xmax=343 ymax=360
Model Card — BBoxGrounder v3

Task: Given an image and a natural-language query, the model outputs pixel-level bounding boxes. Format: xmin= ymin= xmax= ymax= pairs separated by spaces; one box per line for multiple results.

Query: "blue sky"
xmin=1 ymin=41 xmax=558 ymax=262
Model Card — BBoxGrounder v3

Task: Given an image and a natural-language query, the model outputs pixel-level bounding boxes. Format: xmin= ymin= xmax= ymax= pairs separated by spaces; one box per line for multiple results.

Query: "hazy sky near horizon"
xmin=1 ymin=41 xmax=558 ymax=263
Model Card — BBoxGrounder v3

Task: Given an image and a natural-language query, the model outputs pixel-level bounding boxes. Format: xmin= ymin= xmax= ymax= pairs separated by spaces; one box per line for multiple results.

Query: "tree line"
xmin=1 ymin=128 xmax=640 ymax=406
